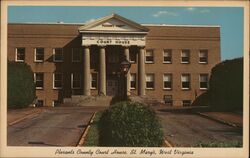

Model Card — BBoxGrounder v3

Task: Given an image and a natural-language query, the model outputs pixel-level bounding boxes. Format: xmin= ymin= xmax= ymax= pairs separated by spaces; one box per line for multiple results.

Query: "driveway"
xmin=157 ymin=111 xmax=242 ymax=147
xmin=8 ymin=106 xmax=106 ymax=146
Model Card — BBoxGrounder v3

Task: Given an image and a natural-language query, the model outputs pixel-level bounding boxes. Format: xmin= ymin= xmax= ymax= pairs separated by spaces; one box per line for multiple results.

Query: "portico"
xmin=79 ymin=14 xmax=149 ymax=97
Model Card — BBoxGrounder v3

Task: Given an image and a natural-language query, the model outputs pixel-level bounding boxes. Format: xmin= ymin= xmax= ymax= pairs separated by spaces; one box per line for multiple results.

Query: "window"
xmin=34 ymin=73 xmax=44 ymax=89
xmin=15 ymin=48 xmax=25 ymax=62
xmin=34 ymin=48 xmax=44 ymax=62
xmin=53 ymin=73 xmax=63 ymax=89
xmin=53 ymin=48 xmax=63 ymax=62
xmin=181 ymin=50 xmax=190 ymax=63
xmin=35 ymin=100 xmax=44 ymax=107
xmin=164 ymin=95 xmax=173 ymax=106
xmin=52 ymin=100 xmax=60 ymax=107
xmin=130 ymin=73 xmax=136 ymax=89
xmin=163 ymin=74 xmax=172 ymax=90
xmin=200 ymin=74 xmax=209 ymax=89
xmin=129 ymin=51 xmax=136 ymax=63
xmin=146 ymin=74 xmax=154 ymax=89
xmin=71 ymin=73 xmax=81 ymax=89
xmin=183 ymin=100 xmax=192 ymax=106
xmin=163 ymin=49 xmax=172 ymax=63
xmin=91 ymin=73 xmax=97 ymax=89
xmin=145 ymin=50 xmax=154 ymax=63
xmin=108 ymin=52 xmax=119 ymax=63
xmin=72 ymin=48 xmax=81 ymax=62
xmin=181 ymin=74 xmax=190 ymax=89
xmin=199 ymin=50 xmax=208 ymax=63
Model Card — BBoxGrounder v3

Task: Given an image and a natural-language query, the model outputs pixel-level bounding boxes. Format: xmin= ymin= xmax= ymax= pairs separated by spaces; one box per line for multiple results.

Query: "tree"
xmin=208 ymin=57 xmax=243 ymax=111
xmin=8 ymin=61 xmax=36 ymax=108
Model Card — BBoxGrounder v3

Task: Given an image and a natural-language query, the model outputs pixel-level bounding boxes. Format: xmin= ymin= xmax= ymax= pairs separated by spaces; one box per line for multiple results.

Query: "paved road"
xmin=8 ymin=106 xmax=106 ymax=146
xmin=157 ymin=111 xmax=242 ymax=147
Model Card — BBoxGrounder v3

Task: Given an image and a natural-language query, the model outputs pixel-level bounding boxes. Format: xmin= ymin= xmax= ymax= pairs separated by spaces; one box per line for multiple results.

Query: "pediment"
xmin=79 ymin=13 xmax=149 ymax=33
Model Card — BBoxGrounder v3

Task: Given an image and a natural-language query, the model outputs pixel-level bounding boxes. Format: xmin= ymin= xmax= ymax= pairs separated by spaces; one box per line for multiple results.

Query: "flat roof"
xmin=8 ymin=22 xmax=220 ymax=28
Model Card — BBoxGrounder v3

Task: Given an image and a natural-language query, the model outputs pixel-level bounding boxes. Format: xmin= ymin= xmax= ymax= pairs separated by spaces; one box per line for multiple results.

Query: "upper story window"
xmin=15 ymin=48 xmax=25 ymax=62
xmin=34 ymin=48 xmax=44 ymax=62
xmin=145 ymin=50 xmax=154 ymax=63
xmin=72 ymin=48 xmax=81 ymax=62
xmin=163 ymin=49 xmax=172 ymax=63
xmin=130 ymin=73 xmax=136 ymax=89
xmin=200 ymin=74 xmax=209 ymax=90
xmin=199 ymin=50 xmax=208 ymax=64
xmin=53 ymin=48 xmax=63 ymax=62
xmin=181 ymin=74 xmax=190 ymax=90
xmin=129 ymin=51 xmax=136 ymax=63
xmin=163 ymin=74 xmax=172 ymax=90
xmin=181 ymin=49 xmax=190 ymax=64
xmin=91 ymin=73 xmax=97 ymax=89
xmin=53 ymin=73 xmax=63 ymax=89
xmin=34 ymin=73 xmax=44 ymax=89
xmin=71 ymin=73 xmax=81 ymax=89
xmin=146 ymin=74 xmax=154 ymax=89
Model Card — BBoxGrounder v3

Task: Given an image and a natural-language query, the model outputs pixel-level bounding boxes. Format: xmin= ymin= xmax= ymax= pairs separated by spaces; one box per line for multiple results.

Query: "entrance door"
xmin=107 ymin=80 xmax=118 ymax=96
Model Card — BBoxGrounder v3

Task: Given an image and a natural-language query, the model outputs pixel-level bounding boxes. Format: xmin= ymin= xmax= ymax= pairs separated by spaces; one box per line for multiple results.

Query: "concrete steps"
xmin=63 ymin=95 xmax=113 ymax=107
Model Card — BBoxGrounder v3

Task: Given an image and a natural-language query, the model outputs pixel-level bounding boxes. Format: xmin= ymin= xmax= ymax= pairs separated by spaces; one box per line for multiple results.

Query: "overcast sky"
xmin=8 ymin=6 xmax=244 ymax=61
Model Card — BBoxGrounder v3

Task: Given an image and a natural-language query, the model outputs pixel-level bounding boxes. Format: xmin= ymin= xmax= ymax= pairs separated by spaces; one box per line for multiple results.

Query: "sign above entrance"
xmin=82 ymin=34 xmax=146 ymax=46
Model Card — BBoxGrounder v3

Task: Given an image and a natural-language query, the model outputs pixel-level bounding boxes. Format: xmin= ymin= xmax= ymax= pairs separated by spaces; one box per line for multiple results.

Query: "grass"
xmin=83 ymin=111 xmax=103 ymax=146
xmin=196 ymin=141 xmax=242 ymax=147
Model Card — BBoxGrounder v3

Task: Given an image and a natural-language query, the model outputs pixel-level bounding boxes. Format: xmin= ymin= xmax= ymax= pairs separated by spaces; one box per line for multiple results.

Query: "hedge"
xmin=8 ymin=61 xmax=36 ymax=108
xmin=99 ymin=101 xmax=164 ymax=147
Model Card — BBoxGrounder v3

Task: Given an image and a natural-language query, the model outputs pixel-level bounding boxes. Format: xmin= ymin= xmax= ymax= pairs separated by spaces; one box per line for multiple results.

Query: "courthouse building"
xmin=7 ymin=14 xmax=221 ymax=107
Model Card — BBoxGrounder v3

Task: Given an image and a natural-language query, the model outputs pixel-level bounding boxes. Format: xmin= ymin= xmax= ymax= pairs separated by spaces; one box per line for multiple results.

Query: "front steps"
xmin=63 ymin=95 xmax=114 ymax=107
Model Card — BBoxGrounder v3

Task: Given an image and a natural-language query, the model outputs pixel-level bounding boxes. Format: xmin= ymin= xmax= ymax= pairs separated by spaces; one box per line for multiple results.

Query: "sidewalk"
xmin=7 ymin=107 xmax=44 ymax=125
xmin=198 ymin=112 xmax=243 ymax=128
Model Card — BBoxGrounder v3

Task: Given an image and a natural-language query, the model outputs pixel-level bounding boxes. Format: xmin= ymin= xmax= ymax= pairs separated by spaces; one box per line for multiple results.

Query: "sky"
xmin=8 ymin=6 xmax=244 ymax=61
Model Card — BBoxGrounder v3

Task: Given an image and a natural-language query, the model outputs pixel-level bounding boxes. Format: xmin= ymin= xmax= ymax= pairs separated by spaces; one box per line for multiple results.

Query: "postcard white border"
xmin=1 ymin=0 xmax=249 ymax=158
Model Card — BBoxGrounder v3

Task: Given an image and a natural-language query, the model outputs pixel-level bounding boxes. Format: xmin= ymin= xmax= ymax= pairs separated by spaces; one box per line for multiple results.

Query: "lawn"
xmin=83 ymin=111 xmax=103 ymax=146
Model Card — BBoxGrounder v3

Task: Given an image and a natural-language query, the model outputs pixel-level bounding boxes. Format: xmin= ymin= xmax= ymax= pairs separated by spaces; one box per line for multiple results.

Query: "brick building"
xmin=7 ymin=14 xmax=221 ymax=107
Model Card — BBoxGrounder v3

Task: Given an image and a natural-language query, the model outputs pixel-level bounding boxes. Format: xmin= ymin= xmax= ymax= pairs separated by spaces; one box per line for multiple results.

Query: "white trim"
xmin=145 ymin=49 xmax=154 ymax=64
xmin=130 ymin=73 xmax=136 ymax=90
xmin=53 ymin=73 xmax=63 ymax=89
xmin=34 ymin=73 xmax=44 ymax=90
xmin=71 ymin=73 xmax=81 ymax=89
xmin=181 ymin=74 xmax=191 ymax=90
xmin=145 ymin=74 xmax=155 ymax=89
xmin=53 ymin=48 xmax=63 ymax=62
xmin=163 ymin=49 xmax=172 ymax=64
xmin=15 ymin=47 xmax=25 ymax=62
xmin=90 ymin=73 xmax=97 ymax=90
xmin=163 ymin=74 xmax=172 ymax=90
xmin=142 ymin=24 xmax=221 ymax=28
xmin=199 ymin=74 xmax=209 ymax=90
xmin=34 ymin=48 xmax=44 ymax=63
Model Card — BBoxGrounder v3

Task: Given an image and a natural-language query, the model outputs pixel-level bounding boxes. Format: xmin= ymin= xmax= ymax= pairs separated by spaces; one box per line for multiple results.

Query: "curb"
xmin=76 ymin=112 xmax=96 ymax=147
xmin=8 ymin=109 xmax=43 ymax=126
xmin=197 ymin=112 xmax=242 ymax=129
xmin=163 ymin=138 xmax=174 ymax=147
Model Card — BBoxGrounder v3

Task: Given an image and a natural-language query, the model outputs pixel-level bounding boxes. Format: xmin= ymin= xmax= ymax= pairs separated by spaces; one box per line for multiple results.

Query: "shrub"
xmin=99 ymin=101 xmax=164 ymax=147
xmin=8 ymin=61 xmax=36 ymax=108
xmin=208 ymin=58 xmax=243 ymax=111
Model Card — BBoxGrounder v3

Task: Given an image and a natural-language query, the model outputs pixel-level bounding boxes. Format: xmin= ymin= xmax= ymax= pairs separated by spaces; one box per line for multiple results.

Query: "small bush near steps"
xmin=99 ymin=101 xmax=164 ymax=147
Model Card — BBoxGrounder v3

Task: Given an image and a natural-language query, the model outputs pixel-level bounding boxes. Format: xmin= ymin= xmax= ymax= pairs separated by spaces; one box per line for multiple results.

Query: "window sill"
xmin=36 ymin=87 xmax=43 ymax=90
xmin=15 ymin=60 xmax=24 ymax=62
xmin=181 ymin=88 xmax=190 ymax=91
xmin=181 ymin=62 xmax=190 ymax=64
xmin=146 ymin=88 xmax=155 ymax=90
xmin=91 ymin=87 xmax=97 ymax=90
xmin=130 ymin=88 xmax=136 ymax=90
xmin=145 ymin=61 xmax=154 ymax=64
xmin=199 ymin=62 xmax=208 ymax=64
xmin=163 ymin=88 xmax=172 ymax=90
xmin=53 ymin=87 xmax=62 ymax=90
xmin=200 ymin=88 xmax=208 ymax=90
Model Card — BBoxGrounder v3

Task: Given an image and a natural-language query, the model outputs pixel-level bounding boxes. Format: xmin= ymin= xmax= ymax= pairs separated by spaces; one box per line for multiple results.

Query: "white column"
xmin=83 ymin=46 xmax=90 ymax=96
xmin=124 ymin=46 xmax=131 ymax=96
xmin=99 ymin=46 xmax=106 ymax=96
xmin=138 ymin=47 xmax=145 ymax=96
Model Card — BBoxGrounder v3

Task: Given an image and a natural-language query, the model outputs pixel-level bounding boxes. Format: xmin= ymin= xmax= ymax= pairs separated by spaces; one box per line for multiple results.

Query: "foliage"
xmin=84 ymin=112 xmax=103 ymax=146
xmin=196 ymin=141 xmax=242 ymax=147
xmin=8 ymin=61 xmax=36 ymax=108
xmin=208 ymin=58 xmax=243 ymax=111
xmin=99 ymin=101 xmax=164 ymax=147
